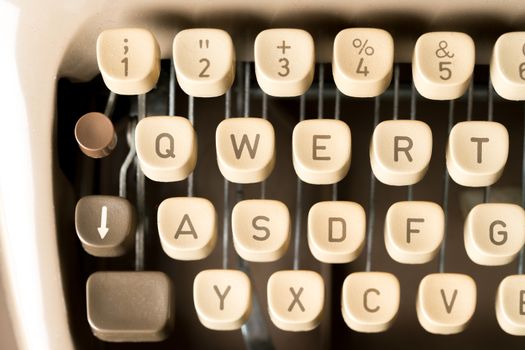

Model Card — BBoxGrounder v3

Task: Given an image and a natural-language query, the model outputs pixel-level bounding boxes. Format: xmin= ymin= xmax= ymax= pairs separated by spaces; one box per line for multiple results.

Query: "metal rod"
xmin=293 ymin=95 xmax=306 ymax=270
xmin=393 ymin=64 xmax=400 ymax=120
xmin=333 ymin=89 xmax=341 ymax=200
xmin=119 ymin=120 xmax=136 ymax=198
xmin=103 ymin=91 xmax=117 ymax=117
xmin=318 ymin=63 xmax=324 ymax=118
xmin=365 ymin=96 xmax=381 ymax=272
xmin=169 ymin=63 xmax=176 ymax=116
xmin=439 ymin=99 xmax=455 ymax=273
xmin=518 ymin=103 xmax=525 ymax=275
xmin=261 ymin=91 xmax=268 ymax=199
xmin=467 ymin=81 xmax=474 ymax=121
xmin=222 ymin=90 xmax=232 ymax=270
xmin=408 ymin=81 xmax=417 ymax=201
xmin=244 ymin=62 xmax=251 ymax=117
xmin=187 ymin=95 xmax=195 ymax=197
xmin=484 ymin=80 xmax=494 ymax=203
xmin=135 ymin=94 xmax=147 ymax=271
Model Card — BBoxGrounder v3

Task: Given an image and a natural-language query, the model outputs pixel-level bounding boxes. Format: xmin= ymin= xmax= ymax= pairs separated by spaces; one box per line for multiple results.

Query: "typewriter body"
xmin=2 ymin=1 xmax=525 ymax=349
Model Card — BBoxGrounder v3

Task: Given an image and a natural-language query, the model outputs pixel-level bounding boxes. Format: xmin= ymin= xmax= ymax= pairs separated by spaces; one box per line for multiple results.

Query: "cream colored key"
xmin=412 ymin=32 xmax=475 ymax=100
xmin=135 ymin=116 xmax=197 ymax=182
xmin=416 ymin=273 xmax=477 ymax=334
xmin=267 ymin=270 xmax=324 ymax=332
xmin=232 ymin=199 xmax=290 ymax=262
xmin=332 ymin=28 xmax=394 ymax=97
xmin=370 ymin=120 xmax=432 ymax=186
xmin=216 ymin=118 xmax=275 ymax=183
xmin=254 ymin=29 xmax=315 ymax=97
xmin=97 ymin=28 xmax=160 ymax=95
xmin=194 ymin=269 xmax=251 ymax=330
xmin=446 ymin=121 xmax=509 ymax=187
xmin=173 ymin=29 xmax=235 ymax=97
xmin=157 ymin=197 xmax=217 ymax=260
xmin=341 ymin=272 xmax=400 ymax=333
xmin=496 ymin=275 xmax=525 ymax=335
xmin=307 ymin=201 xmax=366 ymax=264
xmin=384 ymin=201 xmax=444 ymax=264
xmin=491 ymin=32 xmax=525 ymax=100
xmin=464 ymin=203 xmax=525 ymax=266
xmin=292 ymin=119 xmax=351 ymax=185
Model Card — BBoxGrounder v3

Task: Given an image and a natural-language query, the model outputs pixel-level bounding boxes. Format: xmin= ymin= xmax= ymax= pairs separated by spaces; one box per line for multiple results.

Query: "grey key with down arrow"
xmin=75 ymin=195 xmax=136 ymax=257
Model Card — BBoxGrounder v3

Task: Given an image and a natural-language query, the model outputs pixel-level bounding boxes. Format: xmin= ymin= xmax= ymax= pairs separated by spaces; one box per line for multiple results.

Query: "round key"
xmin=464 ymin=203 xmax=525 ymax=266
xmin=157 ymin=197 xmax=217 ymax=261
xmin=173 ymin=28 xmax=235 ymax=97
xmin=308 ymin=201 xmax=366 ymax=263
xmin=135 ymin=116 xmax=197 ymax=182
xmin=254 ymin=29 xmax=315 ymax=97
xmin=193 ymin=269 xmax=251 ymax=330
xmin=332 ymin=28 xmax=394 ymax=97
xmin=232 ymin=199 xmax=290 ymax=262
xmin=370 ymin=120 xmax=432 ymax=186
xmin=97 ymin=28 xmax=160 ymax=95
xmin=412 ymin=32 xmax=475 ymax=100
xmin=341 ymin=272 xmax=400 ymax=333
xmin=267 ymin=270 xmax=324 ymax=332
xmin=384 ymin=201 xmax=444 ymax=264
xmin=490 ymin=32 xmax=525 ymax=100
xmin=496 ymin=275 xmax=525 ymax=335
xmin=292 ymin=119 xmax=351 ymax=184
xmin=74 ymin=112 xmax=117 ymax=158
xmin=446 ymin=121 xmax=509 ymax=187
xmin=416 ymin=273 xmax=476 ymax=334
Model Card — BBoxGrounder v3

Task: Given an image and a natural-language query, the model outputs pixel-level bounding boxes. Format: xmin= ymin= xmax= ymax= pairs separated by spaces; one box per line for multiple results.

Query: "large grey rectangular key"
xmin=86 ymin=271 xmax=174 ymax=342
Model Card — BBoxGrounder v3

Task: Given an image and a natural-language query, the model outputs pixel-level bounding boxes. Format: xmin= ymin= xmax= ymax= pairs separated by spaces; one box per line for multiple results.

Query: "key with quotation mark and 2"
xmin=75 ymin=196 xmax=136 ymax=257
xmin=173 ymin=29 xmax=235 ymax=97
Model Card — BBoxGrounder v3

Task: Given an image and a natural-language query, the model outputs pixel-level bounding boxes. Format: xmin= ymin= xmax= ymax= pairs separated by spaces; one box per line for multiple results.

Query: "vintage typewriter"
xmin=1 ymin=1 xmax=525 ymax=349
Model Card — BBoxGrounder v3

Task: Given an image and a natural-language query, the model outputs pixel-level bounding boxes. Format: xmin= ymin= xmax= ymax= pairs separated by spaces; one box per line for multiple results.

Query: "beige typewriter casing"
xmin=2 ymin=1 xmax=525 ymax=349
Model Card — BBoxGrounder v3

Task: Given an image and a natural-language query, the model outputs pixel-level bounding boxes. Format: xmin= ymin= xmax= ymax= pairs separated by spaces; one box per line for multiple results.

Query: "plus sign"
xmin=277 ymin=40 xmax=291 ymax=54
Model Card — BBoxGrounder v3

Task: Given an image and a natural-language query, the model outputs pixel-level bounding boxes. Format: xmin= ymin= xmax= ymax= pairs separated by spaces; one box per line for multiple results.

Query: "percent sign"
xmin=352 ymin=38 xmax=375 ymax=56
xmin=352 ymin=38 xmax=374 ymax=77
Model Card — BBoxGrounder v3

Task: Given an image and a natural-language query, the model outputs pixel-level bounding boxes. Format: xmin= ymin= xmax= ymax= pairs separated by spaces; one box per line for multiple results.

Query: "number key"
xmin=490 ymin=32 xmax=525 ymax=100
xmin=412 ymin=32 xmax=475 ymax=100
xmin=173 ymin=29 xmax=235 ymax=97
xmin=254 ymin=29 xmax=315 ymax=97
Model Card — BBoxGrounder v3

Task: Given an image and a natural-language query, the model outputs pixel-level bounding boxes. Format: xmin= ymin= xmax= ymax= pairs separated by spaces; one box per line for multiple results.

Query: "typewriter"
xmin=1 ymin=1 xmax=525 ymax=349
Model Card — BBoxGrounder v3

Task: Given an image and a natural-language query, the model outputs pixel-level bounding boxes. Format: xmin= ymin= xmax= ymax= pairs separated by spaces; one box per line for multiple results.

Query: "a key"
xmin=193 ymin=269 xmax=252 ymax=330
xmin=254 ymin=29 xmax=315 ymax=97
xmin=232 ymin=199 xmax=290 ymax=262
xmin=292 ymin=119 xmax=351 ymax=184
xmin=464 ymin=203 xmax=525 ymax=266
xmin=416 ymin=273 xmax=477 ymax=334
xmin=86 ymin=271 xmax=173 ymax=342
xmin=267 ymin=270 xmax=324 ymax=332
xmin=332 ymin=28 xmax=394 ymax=97
xmin=97 ymin=28 xmax=160 ymax=95
xmin=496 ymin=275 xmax=525 ymax=335
xmin=446 ymin=121 xmax=509 ymax=187
xmin=490 ymin=32 xmax=525 ymax=100
xmin=412 ymin=32 xmax=475 ymax=100
xmin=135 ymin=116 xmax=197 ymax=182
xmin=74 ymin=112 xmax=117 ymax=158
xmin=341 ymin=272 xmax=400 ymax=333
xmin=384 ymin=201 xmax=444 ymax=264
xmin=157 ymin=197 xmax=217 ymax=261
xmin=307 ymin=201 xmax=366 ymax=264
xmin=216 ymin=117 xmax=275 ymax=183
xmin=173 ymin=28 xmax=235 ymax=97
xmin=370 ymin=120 xmax=432 ymax=186
xmin=75 ymin=196 xmax=135 ymax=257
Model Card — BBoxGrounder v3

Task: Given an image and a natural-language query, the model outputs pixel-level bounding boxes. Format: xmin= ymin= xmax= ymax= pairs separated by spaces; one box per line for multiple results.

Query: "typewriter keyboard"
xmin=56 ymin=27 xmax=525 ymax=349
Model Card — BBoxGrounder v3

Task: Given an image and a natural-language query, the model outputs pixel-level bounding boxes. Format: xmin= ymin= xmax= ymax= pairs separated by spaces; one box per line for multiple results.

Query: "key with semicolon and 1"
xmin=75 ymin=195 xmax=136 ymax=257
